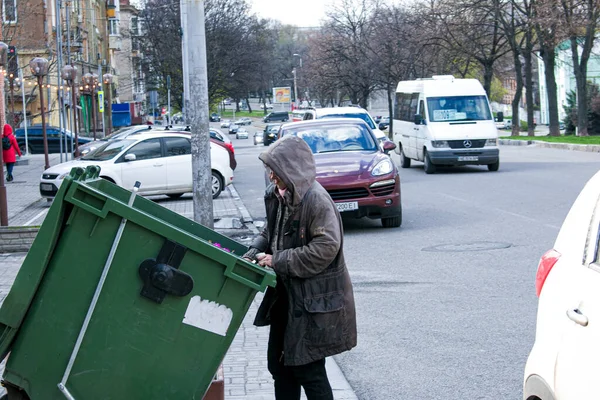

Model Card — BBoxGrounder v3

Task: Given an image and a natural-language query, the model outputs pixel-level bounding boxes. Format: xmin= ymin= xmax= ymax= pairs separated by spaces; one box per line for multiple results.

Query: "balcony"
xmin=109 ymin=36 xmax=122 ymax=51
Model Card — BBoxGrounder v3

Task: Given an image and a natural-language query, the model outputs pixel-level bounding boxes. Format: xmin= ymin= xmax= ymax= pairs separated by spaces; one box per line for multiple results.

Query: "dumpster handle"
xmin=224 ymin=263 xmax=265 ymax=292
xmin=58 ymin=182 xmax=141 ymax=399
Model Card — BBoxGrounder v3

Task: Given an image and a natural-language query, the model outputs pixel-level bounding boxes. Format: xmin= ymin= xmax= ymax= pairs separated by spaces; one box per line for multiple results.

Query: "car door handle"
xmin=567 ymin=308 xmax=589 ymax=327
xmin=153 ymin=163 xmax=164 ymax=167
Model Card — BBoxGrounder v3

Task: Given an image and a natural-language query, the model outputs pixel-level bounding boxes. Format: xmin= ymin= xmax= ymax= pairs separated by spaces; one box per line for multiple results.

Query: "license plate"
xmin=336 ymin=201 xmax=358 ymax=212
xmin=458 ymin=156 xmax=479 ymax=161
xmin=41 ymin=183 xmax=54 ymax=191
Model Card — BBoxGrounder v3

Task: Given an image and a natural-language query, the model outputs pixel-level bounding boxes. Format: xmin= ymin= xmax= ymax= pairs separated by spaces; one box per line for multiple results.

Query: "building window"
xmin=3 ymin=0 xmax=17 ymax=23
xmin=108 ymin=18 xmax=119 ymax=35
xmin=131 ymin=17 xmax=139 ymax=36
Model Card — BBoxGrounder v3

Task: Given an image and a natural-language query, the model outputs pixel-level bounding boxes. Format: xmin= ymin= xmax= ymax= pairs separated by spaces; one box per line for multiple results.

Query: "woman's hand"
xmin=256 ymin=253 xmax=273 ymax=268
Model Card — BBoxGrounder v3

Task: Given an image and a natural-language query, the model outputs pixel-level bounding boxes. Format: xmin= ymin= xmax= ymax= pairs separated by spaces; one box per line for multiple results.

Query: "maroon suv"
xmin=279 ymin=119 xmax=402 ymax=228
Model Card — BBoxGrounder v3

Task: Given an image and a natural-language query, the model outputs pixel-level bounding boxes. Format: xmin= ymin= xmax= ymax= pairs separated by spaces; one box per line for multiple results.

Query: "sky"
xmin=249 ymin=0 xmax=333 ymax=27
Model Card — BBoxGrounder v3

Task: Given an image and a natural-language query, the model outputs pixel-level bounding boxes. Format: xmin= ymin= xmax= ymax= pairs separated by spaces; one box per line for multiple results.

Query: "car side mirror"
xmin=382 ymin=140 xmax=396 ymax=153
xmin=414 ymin=114 xmax=424 ymax=125
xmin=124 ymin=154 xmax=137 ymax=162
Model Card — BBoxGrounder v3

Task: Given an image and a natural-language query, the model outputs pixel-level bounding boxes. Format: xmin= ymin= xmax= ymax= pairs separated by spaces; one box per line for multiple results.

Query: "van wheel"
xmin=488 ymin=160 xmax=500 ymax=172
xmin=400 ymin=145 xmax=411 ymax=168
xmin=423 ymin=150 xmax=436 ymax=174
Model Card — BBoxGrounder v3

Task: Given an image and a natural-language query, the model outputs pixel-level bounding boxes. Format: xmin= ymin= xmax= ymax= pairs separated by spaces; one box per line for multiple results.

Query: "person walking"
xmin=2 ymin=124 xmax=21 ymax=182
xmin=243 ymin=135 xmax=357 ymax=400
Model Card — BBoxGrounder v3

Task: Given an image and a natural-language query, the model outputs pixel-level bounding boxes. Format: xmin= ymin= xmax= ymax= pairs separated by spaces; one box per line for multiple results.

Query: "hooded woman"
xmin=2 ymin=124 xmax=22 ymax=182
xmin=243 ymin=135 xmax=357 ymax=400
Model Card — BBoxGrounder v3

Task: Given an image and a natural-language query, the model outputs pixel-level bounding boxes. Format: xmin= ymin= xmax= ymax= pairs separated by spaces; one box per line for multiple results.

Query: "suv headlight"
xmin=372 ymin=159 xmax=393 ymax=176
xmin=431 ymin=140 xmax=449 ymax=148
xmin=485 ymin=138 xmax=497 ymax=146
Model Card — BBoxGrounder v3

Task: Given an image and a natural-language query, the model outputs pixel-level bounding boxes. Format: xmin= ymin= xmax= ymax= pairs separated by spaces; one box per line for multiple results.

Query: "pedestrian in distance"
xmin=2 ymin=124 xmax=21 ymax=182
xmin=243 ymin=135 xmax=357 ymax=400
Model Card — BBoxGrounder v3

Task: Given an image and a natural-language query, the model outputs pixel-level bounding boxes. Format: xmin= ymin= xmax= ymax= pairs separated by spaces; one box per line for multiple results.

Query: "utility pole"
xmin=292 ymin=67 xmax=298 ymax=110
xmin=181 ymin=0 xmax=213 ymax=228
xmin=167 ymin=75 xmax=171 ymax=125
xmin=180 ymin=0 xmax=190 ymax=124
xmin=0 ymin=42 xmax=8 ymax=226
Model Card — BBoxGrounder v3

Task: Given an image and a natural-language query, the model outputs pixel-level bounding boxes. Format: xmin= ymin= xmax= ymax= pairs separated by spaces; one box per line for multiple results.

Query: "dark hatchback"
xmin=15 ymin=126 xmax=93 ymax=154
xmin=278 ymin=119 xmax=402 ymax=227
xmin=263 ymin=123 xmax=281 ymax=146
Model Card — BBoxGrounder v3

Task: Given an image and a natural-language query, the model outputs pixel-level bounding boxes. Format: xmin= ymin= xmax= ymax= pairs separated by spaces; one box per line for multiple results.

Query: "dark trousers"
xmin=5 ymin=163 xmax=14 ymax=181
xmin=267 ymin=317 xmax=333 ymax=400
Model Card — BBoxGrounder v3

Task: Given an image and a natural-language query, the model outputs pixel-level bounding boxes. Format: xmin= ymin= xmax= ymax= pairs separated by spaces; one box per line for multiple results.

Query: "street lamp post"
xmin=83 ymin=73 xmax=98 ymax=140
xmin=62 ymin=64 xmax=80 ymax=156
xmin=29 ymin=57 xmax=50 ymax=170
xmin=103 ymin=73 xmax=113 ymax=135
xmin=293 ymin=53 xmax=302 ymax=108
xmin=0 ymin=42 xmax=8 ymax=226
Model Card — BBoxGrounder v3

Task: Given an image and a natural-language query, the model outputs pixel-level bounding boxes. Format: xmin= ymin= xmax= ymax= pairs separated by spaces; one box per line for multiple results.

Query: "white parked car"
xmin=40 ymin=132 xmax=233 ymax=199
xmin=236 ymin=128 xmax=249 ymax=139
xmin=523 ymin=169 xmax=600 ymax=400
xmin=220 ymin=120 xmax=231 ymax=129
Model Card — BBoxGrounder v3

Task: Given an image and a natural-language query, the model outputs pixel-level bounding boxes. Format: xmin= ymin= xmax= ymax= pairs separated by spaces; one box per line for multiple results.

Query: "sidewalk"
xmin=0 ymin=154 xmax=358 ymax=400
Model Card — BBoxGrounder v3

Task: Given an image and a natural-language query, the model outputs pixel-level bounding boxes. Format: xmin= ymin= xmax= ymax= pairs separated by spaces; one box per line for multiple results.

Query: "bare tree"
xmin=560 ymin=0 xmax=600 ymax=136
xmin=532 ymin=0 xmax=566 ymax=136
xmin=422 ymin=0 xmax=511 ymax=97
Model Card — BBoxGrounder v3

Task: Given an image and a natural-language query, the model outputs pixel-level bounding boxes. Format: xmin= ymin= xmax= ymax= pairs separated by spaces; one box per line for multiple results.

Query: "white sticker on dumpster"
xmin=183 ymin=296 xmax=232 ymax=336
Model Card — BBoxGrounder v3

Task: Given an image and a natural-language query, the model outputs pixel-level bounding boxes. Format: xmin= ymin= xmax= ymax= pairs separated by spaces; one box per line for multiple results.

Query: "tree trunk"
xmin=387 ymin=83 xmax=394 ymax=138
xmin=482 ymin=62 xmax=494 ymax=98
xmin=245 ymin=96 xmax=252 ymax=113
xmin=570 ymin=37 xmax=590 ymax=136
xmin=524 ymin=31 xmax=535 ymax=137
xmin=360 ymin=88 xmax=370 ymax=109
xmin=542 ymin=47 xmax=561 ymax=136
xmin=511 ymin=50 xmax=524 ymax=137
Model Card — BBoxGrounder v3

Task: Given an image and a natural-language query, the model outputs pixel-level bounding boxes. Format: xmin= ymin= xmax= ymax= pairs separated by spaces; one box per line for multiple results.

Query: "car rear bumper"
xmin=428 ymin=148 xmax=499 ymax=165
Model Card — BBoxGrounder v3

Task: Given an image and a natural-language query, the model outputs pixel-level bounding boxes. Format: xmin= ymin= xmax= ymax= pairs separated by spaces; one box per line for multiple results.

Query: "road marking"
xmin=24 ymin=208 xmax=49 ymax=226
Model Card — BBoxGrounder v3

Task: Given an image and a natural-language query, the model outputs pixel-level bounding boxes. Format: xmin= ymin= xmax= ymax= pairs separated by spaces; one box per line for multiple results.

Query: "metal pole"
xmin=20 ymin=70 xmax=28 ymax=156
xmin=91 ymin=85 xmax=97 ymax=141
xmin=167 ymin=75 xmax=171 ymax=125
xmin=293 ymin=67 xmax=298 ymax=109
xmin=98 ymin=63 xmax=105 ymax=139
xmin=183 ymin=0 xmax=213 ymax=228
xmin=9 ymin=80 xmax=14 ymax=128
xmin=39 ymin=76 xmax=50 ymax=170
xmin=180 ymin=0 xmax=190 ymax=124
xmin=0 ymin=67 xmax=7 ymax=226
xmin=55 ymin=0 xmax=65 ymax=162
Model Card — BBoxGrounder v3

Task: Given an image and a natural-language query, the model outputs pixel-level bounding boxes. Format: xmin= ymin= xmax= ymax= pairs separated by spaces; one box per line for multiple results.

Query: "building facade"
xmin=2 ymin=0 xmax=119 ymax=136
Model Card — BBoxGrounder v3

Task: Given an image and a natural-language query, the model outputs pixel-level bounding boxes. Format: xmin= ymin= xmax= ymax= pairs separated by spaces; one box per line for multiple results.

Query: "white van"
xmin=393 ymin=75 xmax=499 ymax=174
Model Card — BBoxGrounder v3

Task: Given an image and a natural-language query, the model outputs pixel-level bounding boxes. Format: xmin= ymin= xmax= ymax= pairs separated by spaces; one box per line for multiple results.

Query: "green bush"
xmin=520 ymin=121 xmax=528 ymax=131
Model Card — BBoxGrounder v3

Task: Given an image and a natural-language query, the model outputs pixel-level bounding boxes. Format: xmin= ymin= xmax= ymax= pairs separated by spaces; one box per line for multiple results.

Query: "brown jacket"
xmin=248 ymin=135 xmax=357 ymax=366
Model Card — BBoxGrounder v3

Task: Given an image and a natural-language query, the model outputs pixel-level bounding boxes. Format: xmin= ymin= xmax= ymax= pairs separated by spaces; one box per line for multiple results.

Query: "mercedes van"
xmin=393 ymin=75 xmax=499 ymax=174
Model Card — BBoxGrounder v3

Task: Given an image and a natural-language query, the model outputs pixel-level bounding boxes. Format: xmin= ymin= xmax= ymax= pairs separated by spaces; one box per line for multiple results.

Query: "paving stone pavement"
xmin=0 ymin=154 xmax=358 ymax=399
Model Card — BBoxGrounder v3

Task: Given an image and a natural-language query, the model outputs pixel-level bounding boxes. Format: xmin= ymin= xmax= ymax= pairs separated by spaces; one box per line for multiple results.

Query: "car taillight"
xmin=225 ymin=142 xmax=235 ymax=154
xmin=535 ymin=249 xmax=561 ymax=297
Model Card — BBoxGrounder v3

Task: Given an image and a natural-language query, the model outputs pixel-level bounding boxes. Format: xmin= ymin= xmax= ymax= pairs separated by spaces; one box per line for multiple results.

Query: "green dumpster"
xmin=0 ymin=166 xmax=276 ymax=399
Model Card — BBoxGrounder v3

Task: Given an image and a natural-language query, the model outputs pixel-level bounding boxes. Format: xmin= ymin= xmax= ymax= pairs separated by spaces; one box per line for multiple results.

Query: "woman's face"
xmin=265 ymin=165 xmax=287 ymax=190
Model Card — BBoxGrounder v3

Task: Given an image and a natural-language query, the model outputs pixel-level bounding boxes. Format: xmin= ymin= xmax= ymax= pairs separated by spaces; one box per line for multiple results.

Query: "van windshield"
xmin=427 ymin=96 xmax=492 ymax=122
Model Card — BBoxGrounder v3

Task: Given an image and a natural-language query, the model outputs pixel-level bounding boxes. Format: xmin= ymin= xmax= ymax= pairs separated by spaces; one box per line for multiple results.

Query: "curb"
xmin=227 ymin=185 xmax=259 ymax=235
xmin=500 ymin=139 xmax=600 ymax=152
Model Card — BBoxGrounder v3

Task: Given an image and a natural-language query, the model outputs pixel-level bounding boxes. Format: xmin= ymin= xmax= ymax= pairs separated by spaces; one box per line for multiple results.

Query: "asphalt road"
xmin=214 ymin=121 xmax=600 ymax=399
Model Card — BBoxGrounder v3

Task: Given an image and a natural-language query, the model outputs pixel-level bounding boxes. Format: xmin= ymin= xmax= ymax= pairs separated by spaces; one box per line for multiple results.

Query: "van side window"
xmin=409 ymin=93 xmax=419 ymax=120
xmin=394 ymin=93 xmax=403 ymax=120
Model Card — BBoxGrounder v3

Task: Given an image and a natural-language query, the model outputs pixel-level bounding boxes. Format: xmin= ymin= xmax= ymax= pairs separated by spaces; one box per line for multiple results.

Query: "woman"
xmin=2 ymin=124 xmax=22 ymax=182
